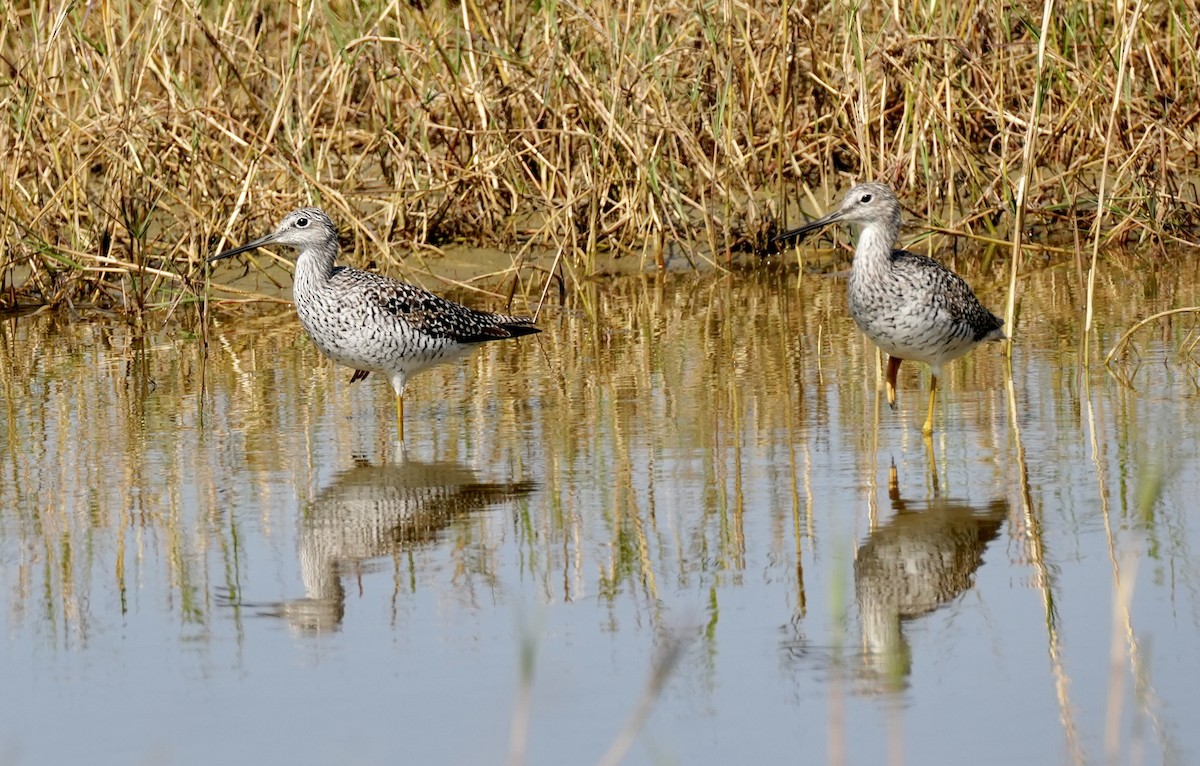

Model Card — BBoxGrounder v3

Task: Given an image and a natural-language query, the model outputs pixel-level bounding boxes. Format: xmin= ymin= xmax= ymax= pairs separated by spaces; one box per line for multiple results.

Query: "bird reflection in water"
xmin=853 ymin=464 xmax=1007 ymax=689
xmin=264 ymin=458 xmax=536 ymax=633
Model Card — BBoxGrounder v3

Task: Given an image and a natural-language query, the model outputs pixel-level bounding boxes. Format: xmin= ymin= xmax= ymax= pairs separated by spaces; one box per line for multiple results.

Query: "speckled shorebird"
xmin=210 ymin=208 xmax=540 ymax=442
xmin=775 ymin=183 xmax=1005 ymax=435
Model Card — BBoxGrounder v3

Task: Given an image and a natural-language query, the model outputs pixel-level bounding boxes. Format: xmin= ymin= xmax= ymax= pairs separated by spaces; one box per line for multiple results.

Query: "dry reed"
xmin=1 ymin=0 xmax=1198 ymax=312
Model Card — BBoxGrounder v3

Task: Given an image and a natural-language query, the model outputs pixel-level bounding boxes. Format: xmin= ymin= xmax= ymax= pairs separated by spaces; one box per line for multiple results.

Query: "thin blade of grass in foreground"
xmin=594 ymin=630 xmax=689 ymax=766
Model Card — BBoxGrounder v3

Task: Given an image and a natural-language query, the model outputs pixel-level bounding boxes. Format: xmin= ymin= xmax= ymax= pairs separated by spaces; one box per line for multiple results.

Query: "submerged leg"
xmin=390 ymin=373 xmax=409 ymax=443
xmin=395 ymin=392 xmax=405 ymax=443
xmin=921 ymin=424 xmax=939 ymax=492
xmin=886 ymin=356 xmax=902 ymax=409
xmin=922 ymin=374 xmax=939 ymax=436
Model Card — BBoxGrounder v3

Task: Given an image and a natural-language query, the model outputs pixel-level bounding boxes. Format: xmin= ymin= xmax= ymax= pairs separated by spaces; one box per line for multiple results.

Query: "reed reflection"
xmin=271 ymin=458 xmax=536 ymax=634
xmin=853 ymin=465 xmax=1007 ymax=689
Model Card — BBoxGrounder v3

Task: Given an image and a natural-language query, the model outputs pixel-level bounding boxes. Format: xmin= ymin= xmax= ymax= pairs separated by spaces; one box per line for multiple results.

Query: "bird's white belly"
xmin=295 ymin=300 xmax=467 ymax=377
xmin=852 ymin=305 xmax=974 ymax=366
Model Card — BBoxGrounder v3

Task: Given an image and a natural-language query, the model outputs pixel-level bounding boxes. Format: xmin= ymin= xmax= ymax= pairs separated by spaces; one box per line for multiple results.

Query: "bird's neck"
xmin=293 ymin=242 xmax=338 ymax=297
xmin=850 ymin=220 xmax=898 ymax=278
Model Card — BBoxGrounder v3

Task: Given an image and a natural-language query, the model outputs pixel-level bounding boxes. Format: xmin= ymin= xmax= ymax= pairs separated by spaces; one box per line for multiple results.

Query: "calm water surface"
xmin=2 ymin=257 xmax=1199 ymax=765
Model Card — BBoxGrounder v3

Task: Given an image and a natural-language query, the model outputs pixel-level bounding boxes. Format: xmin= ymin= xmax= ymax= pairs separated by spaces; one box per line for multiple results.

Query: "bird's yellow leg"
xmin=886 ymin=356 xmax=902 ymax=409
xmin=921 ymin=428 xmax=939 ymax=492
xmin=396 ymin=393 xmax=405 ymax=443
xmin=922 ymin=376 xmax=938 ymax=436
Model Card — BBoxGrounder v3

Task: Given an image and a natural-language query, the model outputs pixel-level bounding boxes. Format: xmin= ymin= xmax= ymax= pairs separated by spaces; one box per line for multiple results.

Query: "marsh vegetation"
xmin=1 ymin=0 xmax=1196 ymax=319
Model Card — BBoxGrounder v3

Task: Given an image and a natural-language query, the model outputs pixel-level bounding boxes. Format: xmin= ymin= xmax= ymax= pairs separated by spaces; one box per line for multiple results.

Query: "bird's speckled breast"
xmin=293 ymin=273 xmax=466 ymax=378
xmin=847 ymin=265 xmax=979 ymax=367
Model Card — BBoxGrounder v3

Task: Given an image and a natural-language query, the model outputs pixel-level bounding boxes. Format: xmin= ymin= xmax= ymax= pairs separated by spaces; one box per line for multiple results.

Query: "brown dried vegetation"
xmin=1 ymin=0 xmax=1197 ymax=312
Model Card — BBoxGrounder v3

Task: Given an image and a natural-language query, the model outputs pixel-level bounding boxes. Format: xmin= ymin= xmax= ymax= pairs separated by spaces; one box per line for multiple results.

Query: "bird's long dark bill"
xmin=209 ymin=233 xmax=278 ymax=264
xmin=771 ymin=210 xmax=845 ymax=245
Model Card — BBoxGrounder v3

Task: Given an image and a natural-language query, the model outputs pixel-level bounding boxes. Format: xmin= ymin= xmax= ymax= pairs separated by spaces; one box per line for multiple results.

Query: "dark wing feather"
xmin=892 ymin=250 xmax=1005 ymax=341
xmin=332 ymin=269 xmax=540 ymax=343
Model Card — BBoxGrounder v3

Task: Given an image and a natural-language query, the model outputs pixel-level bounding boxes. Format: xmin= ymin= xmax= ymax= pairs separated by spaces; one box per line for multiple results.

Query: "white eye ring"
xmin=296 ymin=217 xmax=309 ymax=227
xmin=860 ymin=193 xmax=873 ymax=203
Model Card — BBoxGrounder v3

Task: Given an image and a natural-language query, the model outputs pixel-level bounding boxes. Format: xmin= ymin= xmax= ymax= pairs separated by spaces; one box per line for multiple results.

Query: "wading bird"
xmin=775 ymin=183 xmax=1004 ymax=435
xmin=210 ymin=208 xmax=540 ymax=442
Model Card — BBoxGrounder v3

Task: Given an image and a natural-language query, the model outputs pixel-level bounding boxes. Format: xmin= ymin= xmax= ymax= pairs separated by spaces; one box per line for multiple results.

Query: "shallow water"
xmin=2 ymin=255 xmax=1200 ymax=765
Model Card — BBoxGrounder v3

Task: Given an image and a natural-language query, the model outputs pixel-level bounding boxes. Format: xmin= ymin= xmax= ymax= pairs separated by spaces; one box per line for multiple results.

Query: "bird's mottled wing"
xmin=892 ymin=250 xmax=1005 ymax=340
xmin=331 ymin=269 xmax=537 ymax=342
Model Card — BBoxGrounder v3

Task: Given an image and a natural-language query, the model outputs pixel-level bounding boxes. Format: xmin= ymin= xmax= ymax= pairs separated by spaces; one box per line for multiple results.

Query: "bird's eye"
xmin=860 ymin=193 xmax=873 ymax=203
xmin=296 ymin=217 xmax=309 ymax=228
